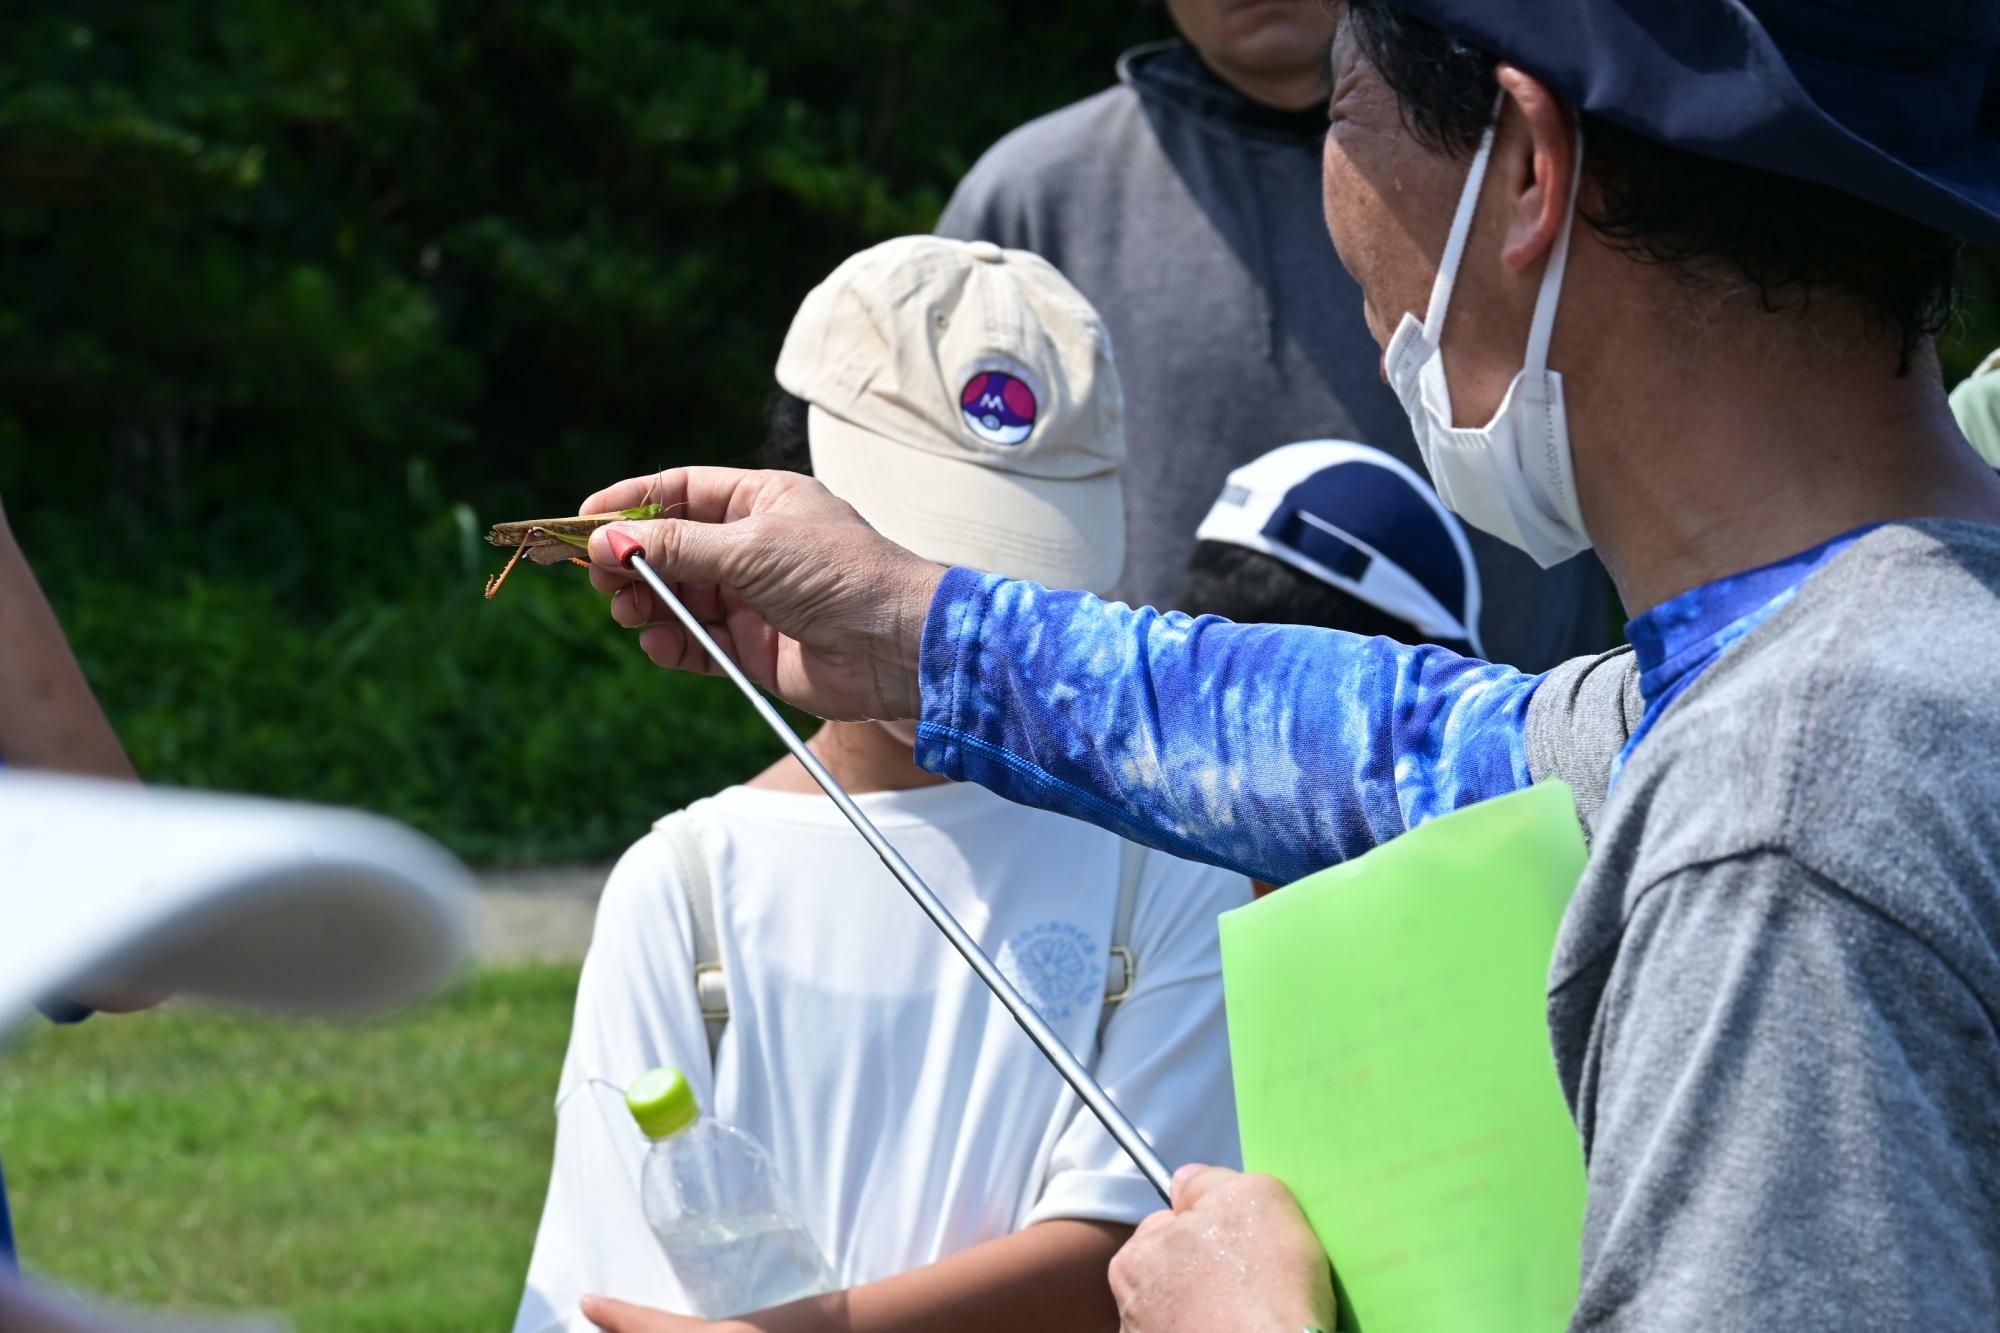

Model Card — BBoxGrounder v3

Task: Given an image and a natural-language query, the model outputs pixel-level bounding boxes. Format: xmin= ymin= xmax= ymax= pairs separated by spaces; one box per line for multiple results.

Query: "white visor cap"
xmin=1196 ymin=440 xmax=1485 ymax=656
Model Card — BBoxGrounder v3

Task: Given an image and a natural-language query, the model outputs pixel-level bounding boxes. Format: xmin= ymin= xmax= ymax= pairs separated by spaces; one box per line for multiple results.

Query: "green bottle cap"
xmin=626 ymin=1066 xmax=700 ymax=1140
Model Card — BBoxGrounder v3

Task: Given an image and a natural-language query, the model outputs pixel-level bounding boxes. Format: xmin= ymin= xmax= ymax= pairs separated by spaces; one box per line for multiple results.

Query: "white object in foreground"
xmin=0 ymin=772 xmax=473 ymax=1035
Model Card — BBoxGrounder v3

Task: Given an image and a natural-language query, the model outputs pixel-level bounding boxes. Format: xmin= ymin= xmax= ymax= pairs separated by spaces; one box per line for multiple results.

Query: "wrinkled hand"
xmin=1109 ymin=1165 xmax=1334 ymax=1333
xmin=583 ymin=468 xmax=946 ymax=722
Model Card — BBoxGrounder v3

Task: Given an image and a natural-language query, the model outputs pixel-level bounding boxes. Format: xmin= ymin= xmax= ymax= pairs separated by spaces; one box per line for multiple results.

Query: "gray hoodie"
xmin=938 ymin=40 xmax=1610 ymax=670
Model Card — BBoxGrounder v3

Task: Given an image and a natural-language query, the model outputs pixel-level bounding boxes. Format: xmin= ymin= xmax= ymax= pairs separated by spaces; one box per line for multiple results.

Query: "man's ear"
xmin=1494 ymin=64 xmax=1577 ymax=273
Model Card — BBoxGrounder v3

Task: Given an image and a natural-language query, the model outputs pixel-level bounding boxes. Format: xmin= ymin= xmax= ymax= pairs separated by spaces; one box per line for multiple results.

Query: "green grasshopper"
xmin=483 ymin=503 xmax=668 ymax=598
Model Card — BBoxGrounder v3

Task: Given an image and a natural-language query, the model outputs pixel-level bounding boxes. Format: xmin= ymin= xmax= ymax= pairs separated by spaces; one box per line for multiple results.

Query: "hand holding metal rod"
xmin=603 ymin=528 xmax=1174 ymax=1201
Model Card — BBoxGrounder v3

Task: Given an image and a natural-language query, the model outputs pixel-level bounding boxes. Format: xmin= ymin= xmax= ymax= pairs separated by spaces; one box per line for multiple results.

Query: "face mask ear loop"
xmin=1522 ymin=118 xmax=1586 ymax=376
xmin=1420 ymin=91 xmax=1506 ymax=345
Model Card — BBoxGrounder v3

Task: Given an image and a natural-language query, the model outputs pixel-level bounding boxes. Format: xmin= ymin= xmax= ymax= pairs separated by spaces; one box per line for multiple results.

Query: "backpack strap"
xmin=658 ymin=811 xmax=728 ymax=1061
xmin=664 ymin=815 xmax=1140 ymax=1058
xmin=1098 ymin=840 xmax=1144 ymax=1044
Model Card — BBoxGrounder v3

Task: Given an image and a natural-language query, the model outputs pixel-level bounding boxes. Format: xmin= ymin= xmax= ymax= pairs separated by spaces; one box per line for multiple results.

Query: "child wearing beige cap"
xmin=514 ymin=238 xmax=1247 ymax=1333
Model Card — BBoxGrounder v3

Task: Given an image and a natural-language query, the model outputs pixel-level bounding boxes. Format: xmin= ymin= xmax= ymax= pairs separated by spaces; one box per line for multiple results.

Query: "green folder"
xmin=1220 ymin=781 xmax=1589 ymax=1332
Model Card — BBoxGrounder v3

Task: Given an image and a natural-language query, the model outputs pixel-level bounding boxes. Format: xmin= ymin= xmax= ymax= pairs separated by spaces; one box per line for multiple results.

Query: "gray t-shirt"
xmin=937 ymin=41 xmax=1610 ymax=669
xmin=1527 ymin=520 xmax=2000 ymax=1328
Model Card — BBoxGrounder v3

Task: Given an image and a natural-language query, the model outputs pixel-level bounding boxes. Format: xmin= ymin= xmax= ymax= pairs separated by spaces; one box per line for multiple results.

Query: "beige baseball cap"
xmin=776 ymin=235 xmax=1126 ymax=594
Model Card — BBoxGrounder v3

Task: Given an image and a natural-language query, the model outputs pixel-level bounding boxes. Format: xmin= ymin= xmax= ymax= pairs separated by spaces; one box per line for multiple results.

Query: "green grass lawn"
xmin=0 ymin=965 xmax=581 ymax=1331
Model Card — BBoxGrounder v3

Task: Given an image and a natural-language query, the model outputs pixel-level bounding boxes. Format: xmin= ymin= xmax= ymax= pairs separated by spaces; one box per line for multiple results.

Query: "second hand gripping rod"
xmin=604 ymin=528 xmax=1173 ymax=1202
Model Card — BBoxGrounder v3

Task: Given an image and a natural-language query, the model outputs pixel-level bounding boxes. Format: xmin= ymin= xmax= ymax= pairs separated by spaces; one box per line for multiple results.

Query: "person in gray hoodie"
xmin=937 ymin=0 xmax=1609 ymax=669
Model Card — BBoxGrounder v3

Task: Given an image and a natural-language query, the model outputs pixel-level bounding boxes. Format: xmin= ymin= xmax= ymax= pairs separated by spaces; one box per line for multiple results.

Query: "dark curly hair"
xmin=1341 ymin=0 xmax=1961 ymax=374
xmin=1178 ymin=539 xmax=1436 ymax=643
xmin=758 ymin=388 xmax=814 ymax=474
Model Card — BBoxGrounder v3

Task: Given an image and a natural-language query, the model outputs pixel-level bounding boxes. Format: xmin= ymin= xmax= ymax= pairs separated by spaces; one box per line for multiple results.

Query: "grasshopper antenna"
xmin=601 ymin=528 xmax=1174 ymax=1202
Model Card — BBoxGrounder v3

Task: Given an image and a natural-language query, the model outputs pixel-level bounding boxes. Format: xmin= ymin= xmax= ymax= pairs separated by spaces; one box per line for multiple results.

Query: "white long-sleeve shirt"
xmin=513 ymin=782 xmax=1248 ymax=1333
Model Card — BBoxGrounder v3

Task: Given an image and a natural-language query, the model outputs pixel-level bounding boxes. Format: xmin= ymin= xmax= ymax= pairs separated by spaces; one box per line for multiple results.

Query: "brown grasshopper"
xmin=483 ymin=503 xmax=668 ymax=598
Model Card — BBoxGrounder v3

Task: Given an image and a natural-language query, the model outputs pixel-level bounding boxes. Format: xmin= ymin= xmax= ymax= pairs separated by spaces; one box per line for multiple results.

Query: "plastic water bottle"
xmin=626 ymin=1066 xmax=837 ymax=1318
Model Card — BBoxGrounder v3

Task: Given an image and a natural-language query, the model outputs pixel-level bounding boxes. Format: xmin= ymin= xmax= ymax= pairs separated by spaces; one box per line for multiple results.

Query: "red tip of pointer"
xmin=605 ymin=528 xmax=645 ymax=566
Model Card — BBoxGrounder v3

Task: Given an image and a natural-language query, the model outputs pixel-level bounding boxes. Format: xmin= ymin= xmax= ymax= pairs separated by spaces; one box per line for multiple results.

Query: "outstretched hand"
xmin=583 ymin=468 xmax=946 ymax=723
xmin=578 ymin=1294 xmax=817 ymax=1333
xmin=1109 ymin=1164 xmax=1335 ymax=1333
xmin=578 ymin=1295 xmax=716 ymax=1332
xmin=0 ymin=1272 xmax=280 ymax=1332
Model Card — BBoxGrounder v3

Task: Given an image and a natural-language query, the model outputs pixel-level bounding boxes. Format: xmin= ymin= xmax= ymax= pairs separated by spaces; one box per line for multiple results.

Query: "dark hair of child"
xmin=760 ymin=389 xmax=814 ymax=476
xmin=1177 ymin=540 xmax=1421 ymax=640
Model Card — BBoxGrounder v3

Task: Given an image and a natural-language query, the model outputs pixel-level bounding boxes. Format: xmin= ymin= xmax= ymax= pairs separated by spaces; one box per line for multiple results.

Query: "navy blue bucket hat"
xmin=1387 ymin=0 xmax=2000 ymax=248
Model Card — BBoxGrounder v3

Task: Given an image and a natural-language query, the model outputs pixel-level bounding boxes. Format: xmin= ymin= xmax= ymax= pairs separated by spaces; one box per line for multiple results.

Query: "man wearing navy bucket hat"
xmin=580 ymin=0 xmax=2000 ymax=1327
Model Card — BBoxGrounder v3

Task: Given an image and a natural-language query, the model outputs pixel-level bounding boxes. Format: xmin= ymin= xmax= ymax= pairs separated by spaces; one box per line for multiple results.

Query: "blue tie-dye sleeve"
xmin=913 ymin=568 xmax=1541 ymax=885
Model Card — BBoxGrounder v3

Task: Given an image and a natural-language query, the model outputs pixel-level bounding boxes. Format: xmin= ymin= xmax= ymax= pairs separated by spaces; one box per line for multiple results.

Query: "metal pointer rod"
xmin=604 ymin=529 xmax=1174 ymax=1201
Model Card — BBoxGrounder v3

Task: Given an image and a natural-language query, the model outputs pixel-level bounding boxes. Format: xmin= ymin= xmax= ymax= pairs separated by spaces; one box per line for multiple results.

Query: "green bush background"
xmin=0 ymin=1 xmax=1994 ymax=862
xmin=0 ymin=1 xmax=1170 ymax=862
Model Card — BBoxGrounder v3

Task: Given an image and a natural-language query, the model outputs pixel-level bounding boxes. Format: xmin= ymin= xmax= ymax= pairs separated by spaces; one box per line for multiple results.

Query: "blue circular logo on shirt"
xmin=1000 ymin=921 xmax=1103 ymax=1022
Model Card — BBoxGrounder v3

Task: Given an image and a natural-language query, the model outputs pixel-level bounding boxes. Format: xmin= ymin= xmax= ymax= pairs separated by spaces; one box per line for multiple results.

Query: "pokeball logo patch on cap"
xmin=960 ymin=370 xmax=1037 ymax=446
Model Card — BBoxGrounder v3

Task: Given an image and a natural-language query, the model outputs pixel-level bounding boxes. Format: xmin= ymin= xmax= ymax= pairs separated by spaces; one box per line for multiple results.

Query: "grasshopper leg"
xmin=484 ymin=532 xmax=535 ymax=599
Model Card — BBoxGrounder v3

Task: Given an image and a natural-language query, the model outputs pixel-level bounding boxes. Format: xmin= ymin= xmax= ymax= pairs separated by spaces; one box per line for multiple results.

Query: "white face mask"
xmin=1382 ymin=107 xmax=1590 ymax=569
